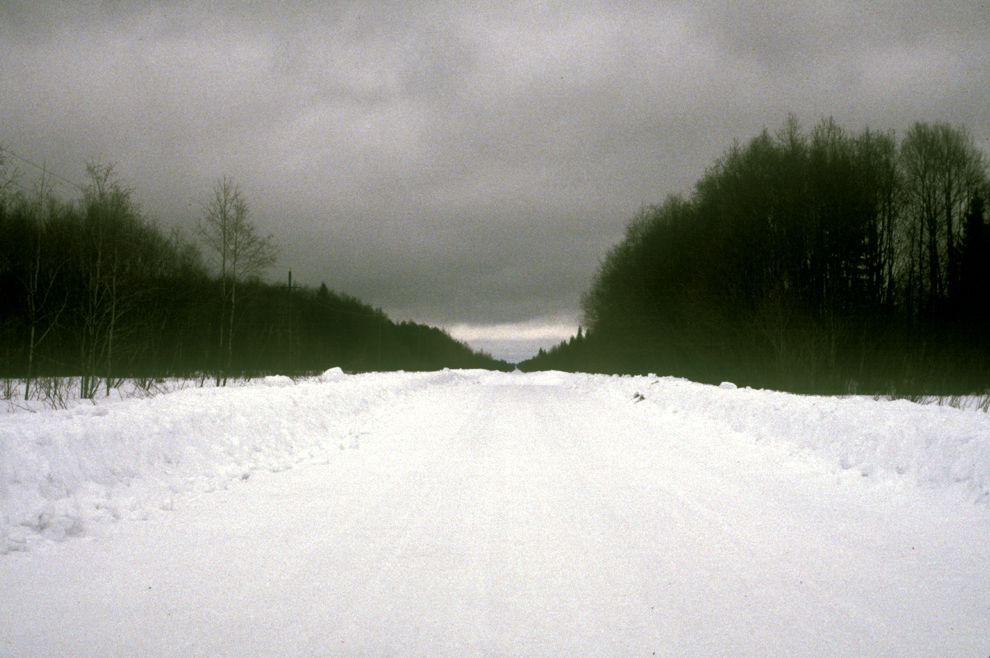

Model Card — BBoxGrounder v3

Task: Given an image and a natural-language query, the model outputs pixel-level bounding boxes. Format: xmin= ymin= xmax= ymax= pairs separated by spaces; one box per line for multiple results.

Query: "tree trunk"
xmin=104 ymin=260 xmax=118 ymax=396
xmin=226 ymin=276 xmax=236 ymax=385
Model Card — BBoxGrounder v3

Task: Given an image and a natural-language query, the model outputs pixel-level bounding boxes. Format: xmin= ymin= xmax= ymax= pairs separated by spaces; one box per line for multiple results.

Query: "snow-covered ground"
xmin=1 ymin=369 xmax=988 ymax=655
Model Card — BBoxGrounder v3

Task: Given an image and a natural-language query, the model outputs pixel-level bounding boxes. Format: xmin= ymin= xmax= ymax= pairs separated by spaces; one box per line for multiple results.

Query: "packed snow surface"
xmin=1 ymin=370 xmax=988 ymax=655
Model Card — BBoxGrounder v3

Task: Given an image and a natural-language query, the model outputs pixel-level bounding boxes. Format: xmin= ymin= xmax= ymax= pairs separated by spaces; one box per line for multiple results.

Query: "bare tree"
xmin=0 ymin=148 xmax=16 ymax=203
xmin=78 ymin=162 xmax=143 ymax=397
xmin=198 ymin=176 xmax=276 ymax=385
xmin=22 ymin=172 xmax=67 ymax=400
xmin=0 ymin=149 xmax=20 ymax=385
xmin=900 ymin=123 xmax=986 ymax=311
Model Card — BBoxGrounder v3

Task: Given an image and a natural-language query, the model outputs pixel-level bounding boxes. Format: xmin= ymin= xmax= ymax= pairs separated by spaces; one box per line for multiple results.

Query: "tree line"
xmin=522 ymin=118 xmax=989 ymax=394
xmin=0 ymin=156 xmax=508 ymax=398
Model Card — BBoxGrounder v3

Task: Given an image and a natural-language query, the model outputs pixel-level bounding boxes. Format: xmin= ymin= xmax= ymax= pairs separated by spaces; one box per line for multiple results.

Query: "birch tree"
xmin=198 ymin=176 xmax=276 ymax=385
xmin=22 ymin=173 xmax=67 ymax=399
xmin=78 ymin=162 xmax=141 ymax=397
xmin=899 ymin=123 xmax=986 ymax=311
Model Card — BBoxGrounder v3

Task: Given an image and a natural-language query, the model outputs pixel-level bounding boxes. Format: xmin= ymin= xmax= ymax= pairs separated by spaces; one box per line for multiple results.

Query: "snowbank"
xmin=624 ymin=376 xmax=990 ymax=503
xmin=1 ymin=370 xmax=988 ymax=554
xmin=0 ymin=373 xmax=437 ymax=553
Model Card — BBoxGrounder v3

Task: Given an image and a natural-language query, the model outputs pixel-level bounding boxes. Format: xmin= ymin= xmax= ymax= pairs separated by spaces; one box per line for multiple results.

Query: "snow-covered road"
xmin=2 ymin=371 xmax=989 ymax=655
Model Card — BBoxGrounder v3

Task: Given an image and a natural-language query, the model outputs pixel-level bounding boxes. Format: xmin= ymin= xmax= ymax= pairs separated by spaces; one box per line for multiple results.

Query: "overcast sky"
xmin=2 ymin=1 xmax=988 ymax=361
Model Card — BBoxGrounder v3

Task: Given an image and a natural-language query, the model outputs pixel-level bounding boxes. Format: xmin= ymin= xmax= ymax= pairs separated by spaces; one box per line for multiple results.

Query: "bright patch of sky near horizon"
xmin=1 ymin=1 xmax=988 ymax=361
xmin=448 ymin=317 xmax=578 ymax=363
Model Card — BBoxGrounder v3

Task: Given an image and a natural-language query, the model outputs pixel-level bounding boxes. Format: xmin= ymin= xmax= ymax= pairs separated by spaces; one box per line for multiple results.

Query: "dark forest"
xmin=0 ymin=160 xmax=508 ymax=398
xmin=522 ymin=118 xmax=989 ymax=394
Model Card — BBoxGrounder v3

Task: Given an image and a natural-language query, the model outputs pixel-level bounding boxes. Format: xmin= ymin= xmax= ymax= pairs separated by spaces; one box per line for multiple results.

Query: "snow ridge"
xmin=626 ymin=375 xmax=990 ymax=503
xmin=0 ymin=371 xmax=437 ymax=553
xmin=1 ymin=370 xmax=988 ymax=554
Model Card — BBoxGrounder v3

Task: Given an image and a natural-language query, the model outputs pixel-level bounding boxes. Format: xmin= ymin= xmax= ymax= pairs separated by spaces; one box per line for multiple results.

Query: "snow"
xmin=631 ymin=376 xmax=990 ymax=503
xmin=1 ymin=370 xmax=988 ymax=655
xmin=318 ymin=366 xmax=346 ymax=382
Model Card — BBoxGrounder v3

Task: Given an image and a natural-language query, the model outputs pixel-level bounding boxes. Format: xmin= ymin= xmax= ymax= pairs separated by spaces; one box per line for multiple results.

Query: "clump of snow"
xmin=262 ymin=375 xmax=294 ymax=387
xmin=719 ymin=381 xmax=738 ymax=390
xmin=515 ymin=370 xmax=572 ymax=387
xmin=319 ymin=367 xmax=346 ymax=382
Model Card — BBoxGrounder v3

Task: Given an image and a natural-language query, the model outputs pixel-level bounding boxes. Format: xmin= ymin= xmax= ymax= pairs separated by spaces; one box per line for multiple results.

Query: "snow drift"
xmin=0 ymin=371 xmax=421 ymax=552
xmin=1 ymin=370 xmax=988 ymax=554
xmin=620 ymin=375 xmax=990 ymax=503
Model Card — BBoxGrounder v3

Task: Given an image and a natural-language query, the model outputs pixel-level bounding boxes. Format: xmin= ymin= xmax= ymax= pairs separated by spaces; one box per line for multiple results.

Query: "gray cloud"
xmin=2 ymin=0 xmax=988 ymax=340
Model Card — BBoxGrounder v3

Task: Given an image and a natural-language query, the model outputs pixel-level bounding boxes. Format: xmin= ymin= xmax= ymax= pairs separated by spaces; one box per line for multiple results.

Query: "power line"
xmin=0 ymin=145 xmax=85 ymax=193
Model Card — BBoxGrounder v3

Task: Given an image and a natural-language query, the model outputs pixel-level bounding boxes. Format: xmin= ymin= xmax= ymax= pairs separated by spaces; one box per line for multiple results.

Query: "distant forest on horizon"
xmin=0 ymin=158 xmax=509 ymax=399
xmin=523 ymin=117 xmax=990 ymax=395
xmin=3 ymin=115 xmax=989 ymax=397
